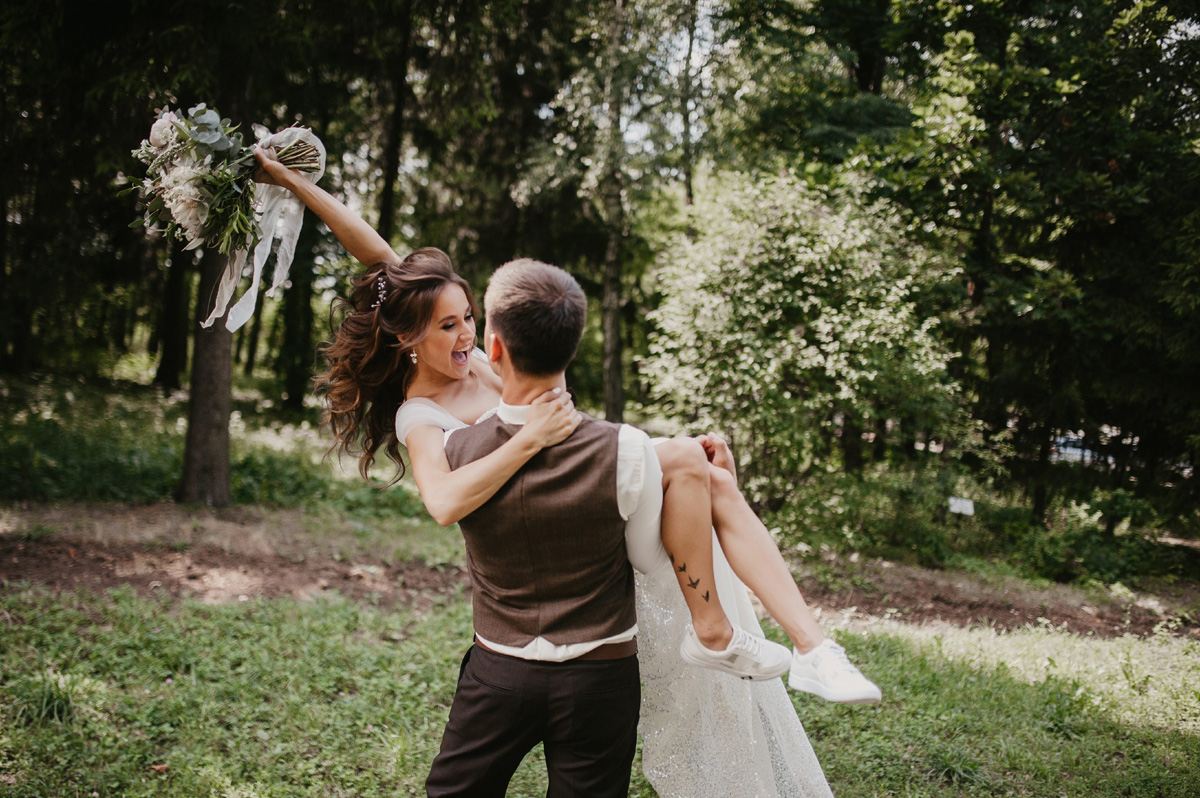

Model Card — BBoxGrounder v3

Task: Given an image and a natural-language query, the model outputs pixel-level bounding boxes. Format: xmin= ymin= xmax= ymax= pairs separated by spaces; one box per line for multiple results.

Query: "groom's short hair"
xmin=485 ymin=259 xmax=587 ymax=376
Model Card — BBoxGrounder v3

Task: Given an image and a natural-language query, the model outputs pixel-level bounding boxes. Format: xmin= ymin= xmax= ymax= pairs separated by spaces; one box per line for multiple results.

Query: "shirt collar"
xmin=496 ymin=400 xmax=531 ymax=425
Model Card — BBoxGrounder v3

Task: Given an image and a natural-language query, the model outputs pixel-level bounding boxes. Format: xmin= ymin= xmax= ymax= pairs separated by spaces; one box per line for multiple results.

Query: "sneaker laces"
xmin=728 ymin=628 xmax=762 ymax=658
xmin=820 ymin=641 xmax=855 ymax=671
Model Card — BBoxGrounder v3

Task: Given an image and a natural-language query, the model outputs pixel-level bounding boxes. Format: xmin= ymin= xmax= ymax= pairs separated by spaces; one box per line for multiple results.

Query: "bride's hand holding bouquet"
xmin=251 ymin=144 xmax=305 ymax=189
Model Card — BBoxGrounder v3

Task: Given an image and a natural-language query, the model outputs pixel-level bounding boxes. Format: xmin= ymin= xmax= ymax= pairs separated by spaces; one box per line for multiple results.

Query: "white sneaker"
xmin=679 ymin=625 xmax=792 ymax=681
xmin=788 ymin=639 xmax=881 ymax=704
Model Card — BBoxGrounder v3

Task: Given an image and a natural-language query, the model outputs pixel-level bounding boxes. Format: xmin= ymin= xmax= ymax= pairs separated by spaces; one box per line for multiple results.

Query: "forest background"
xmin=5 ymin=0 xmax=1200 ymax=579
xmin=3 ymin=1 xmax=1200 ymax=796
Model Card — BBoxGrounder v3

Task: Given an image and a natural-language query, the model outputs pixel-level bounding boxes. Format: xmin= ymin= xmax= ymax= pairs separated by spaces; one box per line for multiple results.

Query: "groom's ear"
xmin=486 ymin=331 xmax=504 ymax=363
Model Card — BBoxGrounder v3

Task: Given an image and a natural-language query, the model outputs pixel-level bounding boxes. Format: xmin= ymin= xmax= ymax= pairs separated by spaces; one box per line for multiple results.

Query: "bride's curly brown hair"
xmin=315 ymin=247 xmax=480 ymax=484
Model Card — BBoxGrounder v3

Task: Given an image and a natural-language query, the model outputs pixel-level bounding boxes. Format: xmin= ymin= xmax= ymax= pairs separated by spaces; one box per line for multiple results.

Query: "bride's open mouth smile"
xmin=451 ymin=348 xmax=470 ymax=366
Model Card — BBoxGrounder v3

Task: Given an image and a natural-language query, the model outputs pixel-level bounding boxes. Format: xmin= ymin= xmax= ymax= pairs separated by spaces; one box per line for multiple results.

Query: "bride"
xmin=256 ymin=148 xmax=875 ymax=796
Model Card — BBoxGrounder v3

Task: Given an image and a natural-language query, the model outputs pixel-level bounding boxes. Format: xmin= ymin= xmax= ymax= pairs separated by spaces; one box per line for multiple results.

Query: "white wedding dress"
xmin=396 ymin=394 xmax=833 ymax=798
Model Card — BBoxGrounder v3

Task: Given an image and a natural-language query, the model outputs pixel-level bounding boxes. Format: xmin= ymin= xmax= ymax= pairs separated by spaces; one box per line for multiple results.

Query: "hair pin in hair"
xmin=370 ymin=275 xmax=388 ymax=310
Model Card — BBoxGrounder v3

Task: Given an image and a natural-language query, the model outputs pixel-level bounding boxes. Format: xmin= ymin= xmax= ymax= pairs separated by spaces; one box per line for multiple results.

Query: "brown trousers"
xmin=426 ymin=644 xmax=641 ymax=798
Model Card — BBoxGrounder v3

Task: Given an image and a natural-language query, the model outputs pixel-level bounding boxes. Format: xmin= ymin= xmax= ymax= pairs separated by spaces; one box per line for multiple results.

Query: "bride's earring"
xmin=409 ymin=351 xmax=418 ymax=364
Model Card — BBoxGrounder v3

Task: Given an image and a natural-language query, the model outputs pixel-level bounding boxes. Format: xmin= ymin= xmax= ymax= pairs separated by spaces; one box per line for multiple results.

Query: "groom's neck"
xmin=500 ymin=370 xmax=568 ymax=406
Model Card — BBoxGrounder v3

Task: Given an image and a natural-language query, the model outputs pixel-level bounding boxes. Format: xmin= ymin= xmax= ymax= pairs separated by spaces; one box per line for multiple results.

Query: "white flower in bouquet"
xmin=160 ymin=165 xmax=211 ymax=246
xmin=148 ymin=112 xmax=179 ymax=149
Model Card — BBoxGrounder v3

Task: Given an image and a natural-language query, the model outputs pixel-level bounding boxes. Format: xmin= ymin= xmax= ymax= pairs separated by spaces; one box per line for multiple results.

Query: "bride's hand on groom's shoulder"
xmin=521 ymin=388 xmax=582 ymax=449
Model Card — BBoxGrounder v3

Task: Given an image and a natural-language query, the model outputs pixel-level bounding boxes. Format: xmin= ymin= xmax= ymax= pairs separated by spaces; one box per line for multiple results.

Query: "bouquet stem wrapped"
xmin=129 ymin=104 xmax=325 ymax=331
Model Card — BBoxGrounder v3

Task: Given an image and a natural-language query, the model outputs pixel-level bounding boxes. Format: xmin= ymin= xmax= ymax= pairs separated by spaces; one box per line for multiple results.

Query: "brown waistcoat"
xmin=443 ymin=413 xmax=637 ymax=648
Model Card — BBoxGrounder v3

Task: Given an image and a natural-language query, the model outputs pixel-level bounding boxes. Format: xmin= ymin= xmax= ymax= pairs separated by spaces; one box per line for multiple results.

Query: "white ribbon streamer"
xmin=200 ymin=127 xmax=326 ymax=331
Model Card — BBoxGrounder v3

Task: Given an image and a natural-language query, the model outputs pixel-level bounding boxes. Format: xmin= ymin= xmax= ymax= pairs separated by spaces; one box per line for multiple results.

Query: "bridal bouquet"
xmin=129 ymin=104 xmax=326 ymax=330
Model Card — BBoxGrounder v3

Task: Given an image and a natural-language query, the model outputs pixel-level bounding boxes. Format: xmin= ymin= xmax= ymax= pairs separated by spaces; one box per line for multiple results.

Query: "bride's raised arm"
xmin=253 ymin=147 xmax=397 ymax=268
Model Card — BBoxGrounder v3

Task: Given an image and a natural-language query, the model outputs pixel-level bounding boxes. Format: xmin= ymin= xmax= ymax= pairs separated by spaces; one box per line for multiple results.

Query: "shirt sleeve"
xmin=617 ymin=424 xmax=668 ymax=575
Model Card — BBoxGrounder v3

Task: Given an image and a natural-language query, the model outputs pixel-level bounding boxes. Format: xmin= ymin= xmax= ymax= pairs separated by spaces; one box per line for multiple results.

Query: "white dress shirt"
xmin=445 ymin=399 xmax=669 ymax=662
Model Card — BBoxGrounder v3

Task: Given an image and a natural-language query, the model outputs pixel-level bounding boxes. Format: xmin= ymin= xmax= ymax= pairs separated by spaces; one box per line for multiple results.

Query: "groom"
xmin=425 ymin=258 xmax=791 ymax=797
xmin=424 ymin=259 xmax=666 ymax=797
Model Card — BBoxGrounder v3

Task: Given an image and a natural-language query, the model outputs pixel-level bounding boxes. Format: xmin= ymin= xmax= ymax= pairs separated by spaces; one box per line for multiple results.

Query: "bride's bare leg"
xmin=695 ymin=432 xmax=824 ymax=652
xmin=697 ymin=434 xmax=880 ymax=702
xmin=655 ymin=437 xmax=733 ymax=650
xmin=707 ymin=465 xmax=825 ymax=653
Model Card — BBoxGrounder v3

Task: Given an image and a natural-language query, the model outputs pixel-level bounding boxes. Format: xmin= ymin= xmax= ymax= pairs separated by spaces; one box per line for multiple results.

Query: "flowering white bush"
xmin=646 ymin=171 xmax=960 ymax=510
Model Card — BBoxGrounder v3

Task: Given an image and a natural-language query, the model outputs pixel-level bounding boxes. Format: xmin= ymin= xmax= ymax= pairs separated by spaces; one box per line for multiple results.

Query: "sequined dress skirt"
xmin=634 ymin=531 xmax=834 ymax=798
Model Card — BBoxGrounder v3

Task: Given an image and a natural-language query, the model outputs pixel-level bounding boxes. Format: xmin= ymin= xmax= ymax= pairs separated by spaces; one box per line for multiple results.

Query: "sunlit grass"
xmin=780 ymin=626 xmax=1199 ymax=798
xmin=2 ymin=584 xmax=1196 ymax=797
xmin=297 ymin=502 xmax=465 ymax=568
xmin=833 ymin=615 xmax=1200 ymax=735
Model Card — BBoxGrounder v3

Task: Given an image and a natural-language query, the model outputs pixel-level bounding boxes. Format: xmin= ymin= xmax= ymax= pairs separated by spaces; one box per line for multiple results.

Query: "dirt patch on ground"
xmin=2 ymin=503 xmax=1196 ymax=639
xmin=0 ymin=535 xmax=467 ymax=611
xmin=794 ymin=555 xmax=1199 ymax=640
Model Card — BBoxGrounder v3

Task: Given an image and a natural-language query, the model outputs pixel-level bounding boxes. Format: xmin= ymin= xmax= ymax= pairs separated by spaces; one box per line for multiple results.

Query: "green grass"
xmin=2 ymin=585 xmax=1196 ymax=797
xmin=786 ymin=629 xmax=1199 ymax=797
xmin=1 ymin=585 xmax=474 ymax=797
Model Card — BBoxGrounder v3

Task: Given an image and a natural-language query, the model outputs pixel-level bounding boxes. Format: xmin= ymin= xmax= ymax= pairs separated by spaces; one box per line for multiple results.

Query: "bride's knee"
xmin=708 ymin=465 xmax=739 ymax=499
xmin=657 ymin=437 xmax=709 ymax=487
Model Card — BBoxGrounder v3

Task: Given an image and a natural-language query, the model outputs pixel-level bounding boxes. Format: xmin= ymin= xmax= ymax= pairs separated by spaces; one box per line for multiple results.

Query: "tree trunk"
xmin=1137 ymin=436 xmax=1160 ymax=500
xmin=109 ymin=290 xmax=129 ymax=352
xmin=267 ymin=295 xmax=286 ymax=360
xmin=600 ymin=0 xmax=627 ymax=422
xmin=0 ymin=108 xmax=7 ymax=367
xmin=0 ymin=81 xmax=10 ymax=370
xmin=847 ymin=0 xmax=889 ymax=94
xmin=242 ymin=280 xmax=266 ymax=379
xmin=5 ymin=166 xmax=37 ymax=371
xmin=679 ymin=0 xmax=698 ymax=207
xmin=841 ymin=410 xmax=864 ymax=475
xmin=1031 ymin=430 xmax=1053 ymax=524
xmin=234 ymin=314 xmax=247 ymax=366
xmin=154 ymin=245 xmax=191 ymax=392
xmin=177 ymin=252 xmax=232 ymax=506
xmin=376 ymin=0 xmax=414 ymax=244
xmin=279 ymin=226 xmax=317 ymax=412
xmin=602 ymin=205 xmax=624 ymax=422
xmin=174 ymin=65 xmax=256 ymax=505
xmin=872 ymin=415 xmax=888 ymax=462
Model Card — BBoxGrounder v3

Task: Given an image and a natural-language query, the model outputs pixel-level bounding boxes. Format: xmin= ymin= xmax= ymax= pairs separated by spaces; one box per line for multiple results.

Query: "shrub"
xmin=0 ymin=412 xmax=183 ymax=502
xmin=230 ymin=448 xmax=331 ymax=505
xmin=646 ymin=170 xmax=961 ymax=515
xmin=1016 ymin=490 xmax=1197 ymax=584
xmin=0 ymin=376 xmax=426 ymax=516
xmin=774 ymin=465 xmax=978 ymax=567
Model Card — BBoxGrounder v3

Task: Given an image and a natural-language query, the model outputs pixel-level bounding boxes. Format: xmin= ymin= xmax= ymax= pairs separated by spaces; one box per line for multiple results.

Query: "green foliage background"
xmin=3 ymin=5 xmax=1199 ymax=795
xmin=2 ymin=0 xmax=1199 ymax=562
